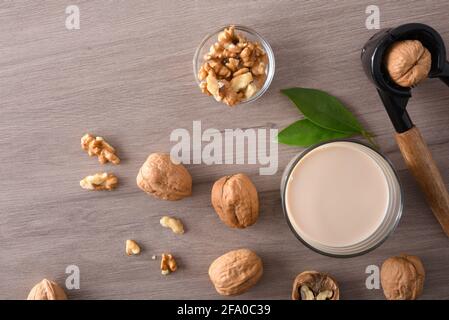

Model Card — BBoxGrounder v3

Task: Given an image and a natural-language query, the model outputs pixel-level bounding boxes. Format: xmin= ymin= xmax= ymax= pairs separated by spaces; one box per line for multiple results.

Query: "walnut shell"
xmin=381 ymin=254 xmax=425 ymax=300
xmin=27 ymin=279 xmax=67 ymax=300
xmin=208 ymin=248 xmax=263 ymax=296
xmin=385 ymin=40 xmax=431 ymax=87
xmin=211 ymin=173 xmax=259 ymax=228
xmin=136 ymin=153 xmax=192 ymax=201
xmin=292 ymin=271 xmax=339 ymax=300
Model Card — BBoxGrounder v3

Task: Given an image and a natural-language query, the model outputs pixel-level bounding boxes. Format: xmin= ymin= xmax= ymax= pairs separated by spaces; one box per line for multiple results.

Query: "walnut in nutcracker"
xmin=27 ymin=279 xmax=68 ymax=300
xmin=208 ymin=248 xmax=263 ymax=296
xmin=292 ymin=271 xmax=339 ymax=300
xmin=380 ymin=254 xmax=425 ymax=300
xmin=136 ymin=153 xmax=192 ymax=201
xmin=385 ymin=40 xmax=431 ymax=87
xmin=211 ymin=173 xmax=259 ymax=228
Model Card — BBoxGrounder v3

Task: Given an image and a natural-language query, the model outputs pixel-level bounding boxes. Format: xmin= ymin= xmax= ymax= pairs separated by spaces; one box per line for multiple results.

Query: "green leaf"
xmin=277 ymin=119 xmax=354 ymax=147
xmin=281 ymin=88 xmax=364 ymax=134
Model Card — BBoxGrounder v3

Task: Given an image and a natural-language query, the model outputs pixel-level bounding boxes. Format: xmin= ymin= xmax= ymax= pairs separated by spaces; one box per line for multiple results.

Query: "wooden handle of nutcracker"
xmin=395 ymin=126 xmax=449 ymax=237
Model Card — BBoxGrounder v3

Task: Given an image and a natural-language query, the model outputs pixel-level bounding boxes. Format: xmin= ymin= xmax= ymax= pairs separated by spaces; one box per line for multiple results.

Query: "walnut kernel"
xmin=125 ymin=240 xmax=141 ymax=256
xmin=81 ymin=133 xmax=120 ymax=165
xmin=161 ymin=253 xmax=177 ymax=275
xmin=160 ymin=216 xmax=185 ymax=234
xmin=80 ymin=172 xmax=118 ymax=191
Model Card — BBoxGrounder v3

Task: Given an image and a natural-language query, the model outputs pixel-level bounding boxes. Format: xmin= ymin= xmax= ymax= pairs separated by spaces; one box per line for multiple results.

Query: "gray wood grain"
xmin=1 ymin=0 xmax=448 ymax=299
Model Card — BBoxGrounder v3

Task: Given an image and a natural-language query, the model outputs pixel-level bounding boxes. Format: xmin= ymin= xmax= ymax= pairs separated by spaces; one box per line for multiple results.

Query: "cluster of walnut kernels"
xmin=198 ymin=26 xmax=268 ymax=106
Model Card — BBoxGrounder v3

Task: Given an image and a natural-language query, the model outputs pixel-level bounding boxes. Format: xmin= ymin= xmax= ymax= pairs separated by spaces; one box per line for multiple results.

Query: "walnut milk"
xmin=281 ymin=141 xmax=403 ymax=257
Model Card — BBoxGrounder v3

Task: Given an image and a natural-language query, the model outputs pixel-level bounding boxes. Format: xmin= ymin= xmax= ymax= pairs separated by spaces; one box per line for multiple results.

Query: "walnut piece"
xmin=161 ymin=253 xmax=177 ymax=275
xmin=385 ymin=40 xmax=431 ymax=88
xmin=245 ymin=83 xmax=258 ymax=99
xmin=136 ymin=153 xmax=192 ymax=201
xmin=81 ymin=133 xmax=120 ymax=165
xmin=197 ymin=25 xmax=268 ymax=106
xmin=211 ymin=173 xmax=259 ymax=229
xmin=27 ymin=279 xmax=67 ymax=300
xmin=292 ymin=271 xmax=339 ymax=300
xmin=230 ymin=72 xmax=253 ymax=92
xmin=381 ymin=254 xmax=425 ymax=300
xmin=160 ymin=216 xmax=184 ymax=234
xmin=125 ymin=239 xmax=141 ymax=256
xmin=80 ymin=172 xmax=118 ymax=191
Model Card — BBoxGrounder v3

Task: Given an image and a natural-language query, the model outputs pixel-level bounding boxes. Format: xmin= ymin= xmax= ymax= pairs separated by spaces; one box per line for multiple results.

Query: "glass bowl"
xmin=193 ymin=25 xmax=275 ymax=105
xmin=280 ymin=140 xmax=404 ymax=258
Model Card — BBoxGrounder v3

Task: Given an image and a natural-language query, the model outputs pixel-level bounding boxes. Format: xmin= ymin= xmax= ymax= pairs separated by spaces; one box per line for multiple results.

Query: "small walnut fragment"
xmin=27 ymin=279 xmax=67 ymax=300
xmin=136 ymin=153 xmax=192 ymax=201
xmin=230 ymin=72 xmax=253 ymax=92
xmin=81 ymin=133 xmax=120 ymax=165
xmin=385 ymin=40 xmax=431 ymax=88
xmin=80 ymin=172 xmax=118 ymax=190
xmin=381 ymin=254 xmax=425 ymax=300
xmin=161 ymin=253 xmax=177 ymax=275
xmin=160 ymin=216 xmax=184 ymax=234
xmin=125 ymin=240 xmax=141 ymax=256
xmin=292 ymin=271 xmax=339 ymax=300
xmin=197 ymin=26 xmax=268 ymax=106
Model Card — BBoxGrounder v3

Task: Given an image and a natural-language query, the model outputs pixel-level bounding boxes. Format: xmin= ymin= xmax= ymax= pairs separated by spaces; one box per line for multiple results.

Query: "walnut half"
xmin=292 ymin=271 xmax=340 ymax=300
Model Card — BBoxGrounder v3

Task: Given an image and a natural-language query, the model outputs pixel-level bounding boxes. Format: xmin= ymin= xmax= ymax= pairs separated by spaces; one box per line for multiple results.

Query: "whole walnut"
xmin=27 ymin=279 xmax=67 ymax=300
xmin=381 ymin=254 xmax=425 ymax=300
xmin=385 ymin=40 xmax=431 ymax=88
xmin=292 ymin=271 xmax=339 ymax=300
xmin=136 ymin=153 xmax=192 ymax=201
xmin=208 ymin=248 xmax=263 ymax=296
xmin=211 ymin=173 xmax=259 ymax=228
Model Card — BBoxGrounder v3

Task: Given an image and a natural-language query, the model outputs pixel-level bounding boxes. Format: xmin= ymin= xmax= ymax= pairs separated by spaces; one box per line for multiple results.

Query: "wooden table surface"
xmin=1 ymin=0 xmax=448 ymax=300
